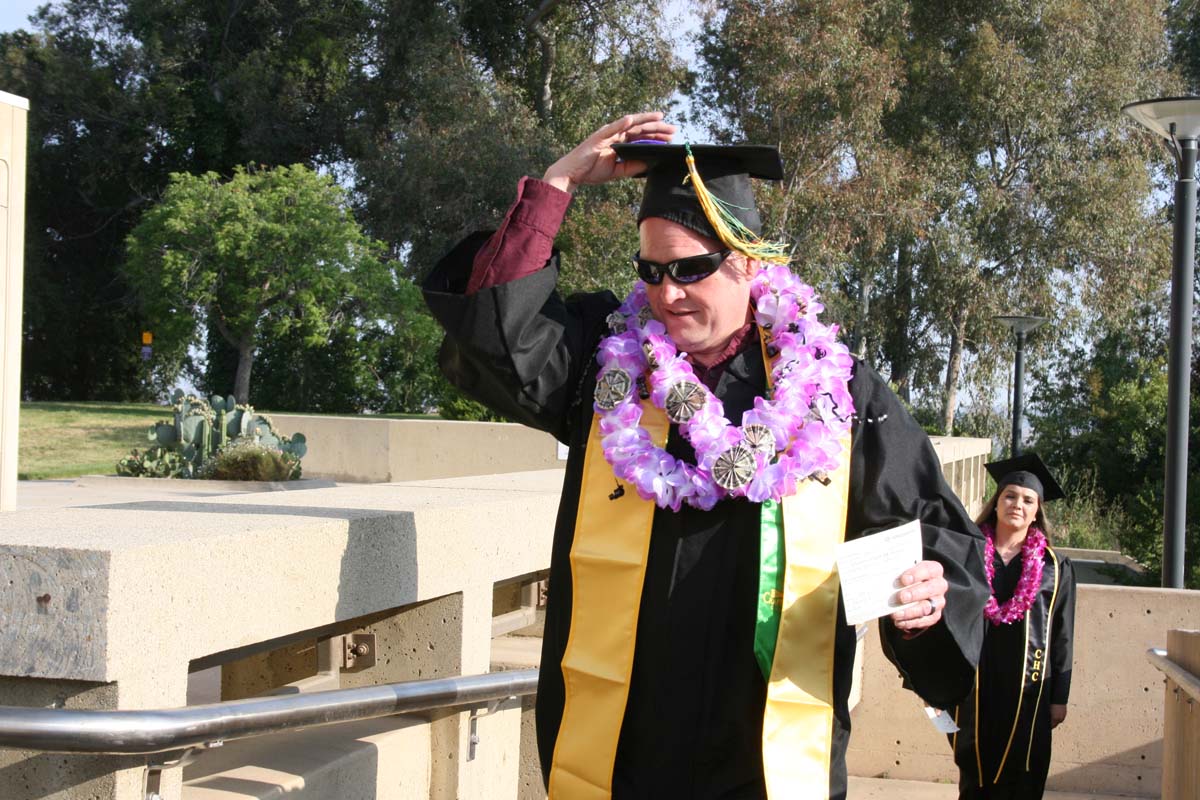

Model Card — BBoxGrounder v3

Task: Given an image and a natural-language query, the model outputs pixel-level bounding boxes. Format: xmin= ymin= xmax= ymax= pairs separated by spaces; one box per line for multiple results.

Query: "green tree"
xmin=355 ymin=1 xmax=686 ymax=281
xmin=2 ymin=0 xmax=382 ymax=399
xmin=5 ymin=0 xmax=685 ymax=410
xmin=692 ymin=0 xmax=1174 ymax=434
xmin=123 ymin=164 xmax=390 ymax=403
xmin=1029 ymin=312 xmax=1200 ymax=585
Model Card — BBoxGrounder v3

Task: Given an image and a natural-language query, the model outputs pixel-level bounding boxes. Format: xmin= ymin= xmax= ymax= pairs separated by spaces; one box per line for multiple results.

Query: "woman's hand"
xmin=542 ymin=112 xmax=677 ymax=195
xmin=890 ymin=560 xmax=950 ymax=638
xmin=1050 ymin=704 xmax=1068 ymax=729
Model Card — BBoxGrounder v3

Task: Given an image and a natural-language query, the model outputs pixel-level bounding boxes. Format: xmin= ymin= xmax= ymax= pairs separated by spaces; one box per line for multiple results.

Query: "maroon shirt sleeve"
xmin=466 ymin=176 xmax=573 ymax=294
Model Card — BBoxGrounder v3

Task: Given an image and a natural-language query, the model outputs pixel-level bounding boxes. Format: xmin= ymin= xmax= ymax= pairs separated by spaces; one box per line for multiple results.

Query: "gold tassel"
xmin=684 ymin=144 xmax=791 ymax=265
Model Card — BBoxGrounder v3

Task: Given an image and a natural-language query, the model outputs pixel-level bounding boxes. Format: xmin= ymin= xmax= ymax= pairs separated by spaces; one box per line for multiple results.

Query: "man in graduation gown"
xmin=423 ymin=112 xmax=990 ymax=800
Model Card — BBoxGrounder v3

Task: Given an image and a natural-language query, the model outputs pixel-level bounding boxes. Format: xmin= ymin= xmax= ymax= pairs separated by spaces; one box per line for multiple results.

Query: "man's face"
xmin=640 ymin=217 xmax=755 ymax=361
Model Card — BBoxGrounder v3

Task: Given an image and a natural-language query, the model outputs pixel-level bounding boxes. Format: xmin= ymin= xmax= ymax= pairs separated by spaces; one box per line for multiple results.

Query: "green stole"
xmin=548 ymin=348 xmax=851 ymax=800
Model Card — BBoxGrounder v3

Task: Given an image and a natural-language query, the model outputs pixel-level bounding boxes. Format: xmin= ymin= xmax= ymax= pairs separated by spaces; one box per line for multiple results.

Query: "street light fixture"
xmin=995 ymin=315 xmax=1049 ymax=458
xmin=1121 ymin=95 xmax=1200 ymax=589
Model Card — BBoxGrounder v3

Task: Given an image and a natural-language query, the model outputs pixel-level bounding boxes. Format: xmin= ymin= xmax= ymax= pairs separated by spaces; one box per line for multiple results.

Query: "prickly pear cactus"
xmin=116 ymin=446 xmax=190 ymax=478
xmin=121 ymin=391 xmax=308 ymax=479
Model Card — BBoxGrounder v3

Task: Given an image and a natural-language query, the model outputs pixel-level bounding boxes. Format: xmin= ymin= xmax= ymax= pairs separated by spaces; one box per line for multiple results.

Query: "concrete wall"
xmin=0 ymin=435 xmax=1010 ymax=800
xmin=929 ymin=435 xmax=991 ymax=517
xmin=0 ymin=470 xmax=561 ymax=800
xmin=269 ymin=415 xmax=565 ymax=484
xmin=268 ymin=416 xmax=994 ymax=496
xmin=847 ymin=584 xmax=1200 ymax=797
xmin=0 ymin=91 xmax=28 ymax=512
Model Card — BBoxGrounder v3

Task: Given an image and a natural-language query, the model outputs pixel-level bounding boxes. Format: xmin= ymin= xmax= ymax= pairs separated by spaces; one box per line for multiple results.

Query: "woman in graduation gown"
xmin=424 ymin=112 xmax=989 ymax=800
xmin=949 ymin=454 xmax=1076 ymax=799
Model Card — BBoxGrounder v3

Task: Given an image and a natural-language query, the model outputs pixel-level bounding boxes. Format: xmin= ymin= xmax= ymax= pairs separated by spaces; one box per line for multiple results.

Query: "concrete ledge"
xmin=1057 ymin=547 xmax=1147 ymax=585
xmin=1 ymin=469 xmax=562 ymax=800
xmin=1 ymin=469 xmax=562 ymax=689
xmin=268 ymin=415 xmax=566 ymax=483
xmin=74 ymin=476 xmax=337 ymax=493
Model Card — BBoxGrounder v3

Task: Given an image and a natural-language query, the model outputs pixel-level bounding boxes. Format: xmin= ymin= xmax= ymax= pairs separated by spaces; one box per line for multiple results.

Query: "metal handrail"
xmin=1147 ymin=647 xmax=1200 ymax=703
xmin=0 ymin=668 xmax=538 ymax=755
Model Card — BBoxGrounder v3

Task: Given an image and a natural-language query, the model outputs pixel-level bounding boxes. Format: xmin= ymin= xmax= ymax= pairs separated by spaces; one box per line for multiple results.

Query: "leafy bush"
xmin=197 ymin=439 xmax=302 ymax=482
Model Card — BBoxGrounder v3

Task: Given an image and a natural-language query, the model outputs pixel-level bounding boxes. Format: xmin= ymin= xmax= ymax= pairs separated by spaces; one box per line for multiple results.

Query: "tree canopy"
xmin=6 ymin=0 xmax=1200 ymax=582
xmin=123 ymin=164 xmax=389 ymax=403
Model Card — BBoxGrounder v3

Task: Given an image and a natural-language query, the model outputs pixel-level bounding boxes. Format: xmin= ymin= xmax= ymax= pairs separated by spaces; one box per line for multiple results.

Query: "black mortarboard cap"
xmin=984 ymin=453 xmax=1065 ymax=502
xmin=611 ymin=142 xmax=784 ymax=244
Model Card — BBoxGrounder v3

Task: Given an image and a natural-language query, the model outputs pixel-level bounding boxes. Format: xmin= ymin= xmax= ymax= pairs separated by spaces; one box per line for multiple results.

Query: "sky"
xmin=0 ymin=1 xmax=42 ymax=34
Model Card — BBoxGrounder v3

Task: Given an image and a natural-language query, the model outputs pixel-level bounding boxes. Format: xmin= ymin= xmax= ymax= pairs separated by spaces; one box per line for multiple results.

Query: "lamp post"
xmin=1122 ymin=96 xmax=1200 ymax=589
xmin=995 ymin=315 xmax=1049 ymax=458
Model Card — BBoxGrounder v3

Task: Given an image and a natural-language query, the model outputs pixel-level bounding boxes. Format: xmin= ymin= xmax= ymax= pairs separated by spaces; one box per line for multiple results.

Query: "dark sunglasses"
xmin=632 ymin=249 xmax=732 ymax=285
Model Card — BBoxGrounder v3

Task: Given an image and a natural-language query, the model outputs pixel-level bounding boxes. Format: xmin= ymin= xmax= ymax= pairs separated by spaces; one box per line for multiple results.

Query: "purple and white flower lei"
xmin=594 ymin=264 xmax=855 ymax=511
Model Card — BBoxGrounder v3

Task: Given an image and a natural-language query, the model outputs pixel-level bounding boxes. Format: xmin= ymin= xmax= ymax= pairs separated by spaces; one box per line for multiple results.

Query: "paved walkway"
xmin=847 ymin=777 xmax=1142 ymax=798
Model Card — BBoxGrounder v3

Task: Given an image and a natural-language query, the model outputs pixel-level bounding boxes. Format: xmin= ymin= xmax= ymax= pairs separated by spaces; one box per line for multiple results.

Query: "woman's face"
xmin=996 ymin=484 xmax=1040 ymax=534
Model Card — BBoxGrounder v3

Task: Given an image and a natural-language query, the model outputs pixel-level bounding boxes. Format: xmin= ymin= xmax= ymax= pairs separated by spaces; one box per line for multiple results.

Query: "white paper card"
xmin=834 ymin=519 xmax=922 ymax=625
xmin=925 ymin=705 xmax=959 ymax=733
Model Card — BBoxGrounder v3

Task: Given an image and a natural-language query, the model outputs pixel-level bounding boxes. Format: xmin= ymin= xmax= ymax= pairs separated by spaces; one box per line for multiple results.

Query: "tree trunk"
xmin=233 ymin=342 xmax=254 ymax=404
xmin=889 ymin=241 xmax=913 ymax=402
xmin=854 ymin=268 xmax=872 ymax=360
xmin=526 ymin=1 xmax=558 ymax=123
xmin=941 ymin=306 xmax=966 ymax=435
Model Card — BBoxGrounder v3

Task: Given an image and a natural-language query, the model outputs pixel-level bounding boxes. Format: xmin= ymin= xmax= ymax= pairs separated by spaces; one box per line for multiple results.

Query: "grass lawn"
xmin=18 ymin=401 xmax=165 ymax=480
xmin=17 ymin=401 xmax=443 ymax=480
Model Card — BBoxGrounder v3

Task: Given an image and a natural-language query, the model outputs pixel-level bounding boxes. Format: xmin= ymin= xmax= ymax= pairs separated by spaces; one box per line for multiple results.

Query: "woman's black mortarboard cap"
xmin=984 ymin=453 xmax=1065 ymax=502
xmin=611 ymin=142 xmax=785 ymax=250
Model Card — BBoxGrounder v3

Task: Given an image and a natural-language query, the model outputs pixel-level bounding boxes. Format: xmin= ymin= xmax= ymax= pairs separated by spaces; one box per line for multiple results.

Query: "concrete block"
xmin=1 ymin=547 xmax=109 ymax=681
xmin=182 ymin=714 xmax=432 ymax=799
xmin=0 ymin=471 xmax=561 ymax=800
xmin=268 ymin=415 xmax=567 ymax=484
xmin=0 ymin=677 xmax=146 ymax=800
xmin=220 ymin=639 xmax=319 ymax=701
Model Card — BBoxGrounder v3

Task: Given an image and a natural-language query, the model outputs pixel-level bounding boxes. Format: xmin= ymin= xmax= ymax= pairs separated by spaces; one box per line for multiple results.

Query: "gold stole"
xmin=548 ymin=402 xmax=851 ymax=799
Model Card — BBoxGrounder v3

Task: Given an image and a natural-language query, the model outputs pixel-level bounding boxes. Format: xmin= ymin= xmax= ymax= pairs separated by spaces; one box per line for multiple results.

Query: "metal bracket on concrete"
xmin=261 ymin=633 xmax=376 ymax=696
xmin=343 ymin=633 xmax=376 ymax=671
xmin=143 ymin=747 xmax=199 ymax=799
xmin=467 ymin=697 xmax=514 ymax=762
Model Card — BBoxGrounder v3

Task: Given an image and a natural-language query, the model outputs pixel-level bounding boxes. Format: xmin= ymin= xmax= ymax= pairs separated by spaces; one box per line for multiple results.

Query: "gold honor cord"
xmin=973 ymin=671 xmax=983 ymax=787
xmin=993 ymin=606 xmax=1033 ymax=782
xmin=548 ymin=401 xmax=668 ymax=799
xmin=762 ymin=444 xmax=851 ymax=799
xmin=1025 ymin=549 xmax=1061 ymax=771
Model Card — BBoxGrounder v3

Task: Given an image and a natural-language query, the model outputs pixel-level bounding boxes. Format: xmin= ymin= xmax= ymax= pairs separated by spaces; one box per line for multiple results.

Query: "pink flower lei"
xmin=981 ymin=522 xmax=1047 ymax=625
xmin=592 ymin=265 xmax=855 ymax=512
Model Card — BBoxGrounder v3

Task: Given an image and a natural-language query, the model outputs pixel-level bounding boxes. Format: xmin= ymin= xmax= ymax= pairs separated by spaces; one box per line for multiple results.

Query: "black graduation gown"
xmin=423 ymin=233 xmax=990 ymax=800
xmin=950 ymin=546 xmax=1076 ymax=800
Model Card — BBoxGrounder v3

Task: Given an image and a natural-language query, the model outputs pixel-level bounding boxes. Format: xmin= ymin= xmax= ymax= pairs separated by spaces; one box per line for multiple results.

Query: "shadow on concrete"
xmin=1048 ymin=739 xmax=1163 ymax=797
xmin=182 ymin=718 xmax=401 ymax=799
xmin=77 ymin=500 xmax=401 ymax=519
xmin=0 ymin=752 xmax=147 ymax=800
